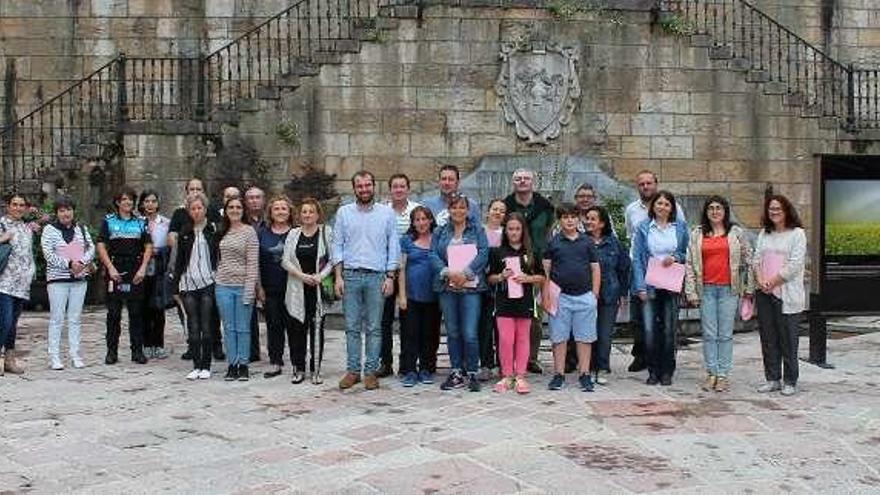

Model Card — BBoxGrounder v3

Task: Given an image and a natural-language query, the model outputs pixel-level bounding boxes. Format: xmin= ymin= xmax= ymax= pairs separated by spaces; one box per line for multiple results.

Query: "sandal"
xmin=291 ymin=366 xmax=305 ymax=384
xmin=493 ymin=377 xmax=512 ymax=393
xmin=514 ymin=375 xmax=530 ymax=394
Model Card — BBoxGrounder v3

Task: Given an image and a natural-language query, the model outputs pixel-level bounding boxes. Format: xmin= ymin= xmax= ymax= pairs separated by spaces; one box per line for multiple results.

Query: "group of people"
xmin=0 ymin=164 xmax=807 ymax=397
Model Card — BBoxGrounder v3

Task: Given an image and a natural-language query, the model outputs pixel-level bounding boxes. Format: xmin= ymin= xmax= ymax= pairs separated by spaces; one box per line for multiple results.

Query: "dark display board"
xmin=819 ymin=155 xmax=880 ymax=313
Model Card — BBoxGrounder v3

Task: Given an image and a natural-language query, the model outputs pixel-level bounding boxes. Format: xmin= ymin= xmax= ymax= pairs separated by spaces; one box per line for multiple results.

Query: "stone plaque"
xmin=495 ymin=42 xmax=581 ymax=145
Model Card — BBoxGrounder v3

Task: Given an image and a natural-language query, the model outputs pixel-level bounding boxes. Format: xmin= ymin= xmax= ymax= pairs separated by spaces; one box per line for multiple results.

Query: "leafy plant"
xmin=283 ymin=165 xmax=340 ymax=218
xmin=604 ymin=195 xmax=629 ymax=251
xmin=658 ymin=12 xmax=695 ymax=36
xmin=547 ymin=0 xmax=623 ymax=24
xmin=275 ymin=120 xmax=301 ymax=150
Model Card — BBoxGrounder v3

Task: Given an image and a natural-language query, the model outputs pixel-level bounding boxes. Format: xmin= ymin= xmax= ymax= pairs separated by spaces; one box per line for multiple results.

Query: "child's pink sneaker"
xmin=494 ymin=378 xmax=511 ymax=393
xmin=514 ymin=376 xmax=530 ymax=394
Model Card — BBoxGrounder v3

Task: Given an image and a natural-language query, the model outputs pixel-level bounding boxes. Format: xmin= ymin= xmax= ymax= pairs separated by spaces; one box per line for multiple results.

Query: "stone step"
xmin=708 ymin=46 xmax=733 ymax=60
xmin=276 ymin=73 xmax=301 ymax=89
xmin=292 ymin=61 xmax=320 ymax=77
xmin=237 ymin=98 xmax=260 ymax=112
xmin=312 ymin=51 xmax=343 ymax=65
xmin=333 ymin=39 xmax=361 ymax=53
xmin=783 ymin=92 xmax=804 ymax=107
xmin=210 ymin=107 xmax=240 ymax=125
xmin=17 ymin=179 xmax=41 ymax=195
xmin=690 ymin=34 xmax=712 ymax=47
xmin=729 ymin=57 xmax=751 ymax=72
xmin=353 ymin=18 xmax=376 ymax=29
xmin=763 ymin=81 xmax=788 ymax=95
xmin=379 ymin=5 xmax=418 ymax=18
xmin=801 ymin=103 xmax=823 ymax=118
xmin=376 ymin=17 xmax=400 ymax=30
xmin=746 ymin=69 xmax=770 ymax=83
xmin=255 ymin=85 xmax=280 ymax=100
xmin=819 ymin=116 xmax=840 ymax=130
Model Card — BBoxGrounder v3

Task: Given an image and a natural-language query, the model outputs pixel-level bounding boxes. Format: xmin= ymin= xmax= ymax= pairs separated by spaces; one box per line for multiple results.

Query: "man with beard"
xmin=244 ymin=186 xmax=266 ymax=362
xmin=503 ymin=168 xmax=555 ymax=374
xmin=332 ymin=171 xmax=400 ymax=391
xmin=623 ymin=170 xmax=684 ymax=372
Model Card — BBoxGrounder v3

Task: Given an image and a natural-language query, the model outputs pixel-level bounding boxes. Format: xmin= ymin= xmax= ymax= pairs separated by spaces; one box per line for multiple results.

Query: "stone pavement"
xmin=1 ymin=308 xmax=879 ymax=495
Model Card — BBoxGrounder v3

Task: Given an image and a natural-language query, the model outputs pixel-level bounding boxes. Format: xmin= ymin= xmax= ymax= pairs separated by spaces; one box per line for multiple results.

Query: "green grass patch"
xmin=825 ymin=223 xmax=880 ymax=255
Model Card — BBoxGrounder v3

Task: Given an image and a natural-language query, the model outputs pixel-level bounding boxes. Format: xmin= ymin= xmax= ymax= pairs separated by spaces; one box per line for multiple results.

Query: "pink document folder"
xmin=59 ymin=242 xmax=85 ymax=262
xmin=541 ymin=280 xmax=561 ymax=316
xmin=504 ymin=256 xmax=523 ymax=299
xmin=645 ymin=257 xmax=685 ymax=293
xmin=447 ymin=244 xmax=478 ymax=288
xmin=761 ymin=251 xmax=786 ymax=297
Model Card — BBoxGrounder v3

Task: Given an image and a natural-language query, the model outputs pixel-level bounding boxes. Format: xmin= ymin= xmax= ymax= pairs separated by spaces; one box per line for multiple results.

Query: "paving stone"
xmin=2 ymin=310 xmax=880 ymax=493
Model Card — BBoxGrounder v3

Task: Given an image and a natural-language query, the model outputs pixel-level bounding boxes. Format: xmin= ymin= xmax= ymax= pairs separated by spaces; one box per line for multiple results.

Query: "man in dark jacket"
xmin=503 ymin=168 xmax=555 ymax=374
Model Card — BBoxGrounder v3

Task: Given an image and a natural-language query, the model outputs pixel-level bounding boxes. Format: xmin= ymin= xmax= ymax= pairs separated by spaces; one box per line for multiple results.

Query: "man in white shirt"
xmin=377 ymin=173 xmax=420 ymax=377
xmin=623 ymin=170 xmax=685 ymax=373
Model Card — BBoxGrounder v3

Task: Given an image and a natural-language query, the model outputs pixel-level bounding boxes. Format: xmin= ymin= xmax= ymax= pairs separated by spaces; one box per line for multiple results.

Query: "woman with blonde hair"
xmin=282 ymin=197 xmax=335 ymax=384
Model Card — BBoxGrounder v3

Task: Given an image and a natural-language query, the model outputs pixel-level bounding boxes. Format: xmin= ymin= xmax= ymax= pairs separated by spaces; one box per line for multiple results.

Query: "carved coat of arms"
xmin=496 ymin=42 xmax=581 ymax=145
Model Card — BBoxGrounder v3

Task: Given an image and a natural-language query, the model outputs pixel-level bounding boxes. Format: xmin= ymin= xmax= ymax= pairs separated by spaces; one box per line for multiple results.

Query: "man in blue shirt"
xmin=422 ymin=165 xmax=481 ymax=227
xmin=332 ymin=170 xmax=401 ymax=391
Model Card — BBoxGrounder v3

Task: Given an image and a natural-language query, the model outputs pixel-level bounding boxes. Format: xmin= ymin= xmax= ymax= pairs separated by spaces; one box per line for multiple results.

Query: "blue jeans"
xmin=215 ymin=285 xmax=253 ymax=366
xmin=642 ymin=289 xmax=679 ymax=378
xmin=592 ymin=302 xmax=619 ymax=372
xmin=439 ymin=292 xmax=481 ymax=374
xmin=342 ymin=270 xmax=385 ymax=374
xmin=0 ymin=292 xmax=24 ymax=351
xmin=700 ymin=284 xmax=737 ymax=377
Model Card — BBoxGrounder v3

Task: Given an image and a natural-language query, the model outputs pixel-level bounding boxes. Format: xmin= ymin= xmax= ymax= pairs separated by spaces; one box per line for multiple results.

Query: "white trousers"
xmin=47 ymin=281 xmax=88 ymax=360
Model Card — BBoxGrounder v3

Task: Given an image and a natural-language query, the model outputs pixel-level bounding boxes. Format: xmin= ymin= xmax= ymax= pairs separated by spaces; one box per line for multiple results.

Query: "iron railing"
xmin=0 ymin=0 xmax=391 ymax=193
xmin=659 ymin=0 xmax=880 ymax=129
xmin=204 ymin=0 xmax=385 ymax=109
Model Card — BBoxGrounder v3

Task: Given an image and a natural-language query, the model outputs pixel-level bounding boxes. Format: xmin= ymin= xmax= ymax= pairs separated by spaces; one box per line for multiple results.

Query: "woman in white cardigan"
xmin=752 ymin=194 xmax=806 ymax=397
xmin=281 ymin=198 xmax=335 ymax=384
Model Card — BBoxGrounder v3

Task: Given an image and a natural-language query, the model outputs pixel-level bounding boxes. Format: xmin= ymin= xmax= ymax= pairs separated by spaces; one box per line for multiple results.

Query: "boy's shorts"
xmin=548 ymin=291 xmax=597 ymax=344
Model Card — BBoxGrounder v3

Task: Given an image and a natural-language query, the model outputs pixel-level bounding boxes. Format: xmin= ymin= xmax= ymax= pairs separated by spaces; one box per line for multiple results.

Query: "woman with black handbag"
xmin=281 ymin=197 xmax=335 ymax=385
xmin=41 ymin=196 xmax=96 ymax=370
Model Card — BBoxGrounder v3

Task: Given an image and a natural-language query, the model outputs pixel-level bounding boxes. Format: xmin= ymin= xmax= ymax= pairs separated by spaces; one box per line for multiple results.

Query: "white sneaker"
xmin=780 ymin=383 xmax=797 ymax=396
xmin=198 ymin=369 xmax=211 ymax=380
xmin=595 ymin=370 xmax=610 ymax=385
xmin=72 ymin=357 xmax=85 ymax=369
xmin=186 ymin=369 xmax=200 ymax=380
xmin=757 ymin=380 xmax=781 ymax=393
xmin=50 ymin=358 xmax=64 ymax=370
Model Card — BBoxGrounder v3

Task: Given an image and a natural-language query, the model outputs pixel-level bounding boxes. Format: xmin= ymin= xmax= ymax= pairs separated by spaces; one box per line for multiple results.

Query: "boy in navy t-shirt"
xmin=542 ymin=203 xmax=601 ymax=392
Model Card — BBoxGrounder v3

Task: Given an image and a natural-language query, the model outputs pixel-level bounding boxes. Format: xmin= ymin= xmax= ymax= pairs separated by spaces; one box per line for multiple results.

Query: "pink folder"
xmin=447 ymin=244 xmax=478 ymax=288
xmin=762 ymin=251 xmax=786 ymax=297
xmin=645 ymin=257 xmax=685 ymax=293
xmin=59 ymin=242 xmax=85 ymax=262
xmin=504 ymin=256 xmax=523 ymax=299
xmin=541 ymin=280 xmax=561 ymax=316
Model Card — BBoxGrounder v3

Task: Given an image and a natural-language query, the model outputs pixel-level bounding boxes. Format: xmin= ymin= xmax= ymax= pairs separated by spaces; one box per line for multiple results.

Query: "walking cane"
xmin=311 ymin=313 xmax=325 ymax=384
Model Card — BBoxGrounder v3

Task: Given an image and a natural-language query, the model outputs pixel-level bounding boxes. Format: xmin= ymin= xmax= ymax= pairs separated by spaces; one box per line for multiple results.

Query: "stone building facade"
xmin=1 ymin=0 xmax=880 ymax=235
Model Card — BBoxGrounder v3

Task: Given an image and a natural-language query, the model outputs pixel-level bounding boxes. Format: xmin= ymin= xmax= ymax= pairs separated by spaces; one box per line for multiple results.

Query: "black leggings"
xmin=182 ymin=285 xmax=215 ymax=370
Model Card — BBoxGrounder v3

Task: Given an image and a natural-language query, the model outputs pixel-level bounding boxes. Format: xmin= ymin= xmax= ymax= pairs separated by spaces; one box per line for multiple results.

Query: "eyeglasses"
xmin=768 ymin=207 xmax=784 ymax=213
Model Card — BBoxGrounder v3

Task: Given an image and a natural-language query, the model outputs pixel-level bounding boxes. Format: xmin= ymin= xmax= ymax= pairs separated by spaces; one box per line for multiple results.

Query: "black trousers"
xmin=290 ymin=289 xmax=322 ymax=372
xmin=182 ymin=285 xmax=214 ymax=370
xmin=250 ymin=305 xmax=261 ymax=361
xmin=630 ymin=295 xmax=645 ymax=360
xmin=478 ymin=292 xmax=498 ymax=369
xmin=402 ymin=300 xmax=440 ymax=374
xmin=106 ymin=295 xmax=145 ymax=355
xmin=380 ymin=288 xmax=408 ymax=370
xmin=265 ymin=293 xmax=299 ymax=367
xmin=142 ymin=275 xmax=166 ymax=348
xmin=755 ymin=292 xmax=801 ymax=385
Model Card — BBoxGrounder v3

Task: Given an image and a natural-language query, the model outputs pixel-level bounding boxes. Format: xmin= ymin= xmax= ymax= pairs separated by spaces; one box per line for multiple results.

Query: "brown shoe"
xmin=714 ymin=376 xmax=730 ymax=392
xmin=4 ymin=350 xmax=24 ymax=375
xmin=338 ymin=372 xmax=361 ymax=389
xmin=701 ymin=373 xmax=716 ymax=392
xmin=364 ymin=374 xmax=380 ymax=390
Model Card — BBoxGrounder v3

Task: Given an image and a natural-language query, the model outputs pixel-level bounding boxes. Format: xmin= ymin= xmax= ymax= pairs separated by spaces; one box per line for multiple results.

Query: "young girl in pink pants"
xmin=487 ymin=213 xmax=544 ymax=394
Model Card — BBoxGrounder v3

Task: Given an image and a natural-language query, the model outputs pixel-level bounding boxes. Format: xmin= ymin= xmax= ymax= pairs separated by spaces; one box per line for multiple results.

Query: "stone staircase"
xmin=658 ymin=0 xmax=879 ymax=134
xmin=0 ymin=0 xmax=414 ymax=197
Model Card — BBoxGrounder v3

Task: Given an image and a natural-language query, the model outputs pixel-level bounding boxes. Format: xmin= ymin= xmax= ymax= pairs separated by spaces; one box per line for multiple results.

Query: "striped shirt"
xmin=40 ymin=222 xmax=96 ymax=283
xmin=215 ymin=226 xmax=259 ymax=303
xmin=179 ymin=228 xmax=215 ymax=292
xmin=387 ymin=199 xmax=420 ymax=237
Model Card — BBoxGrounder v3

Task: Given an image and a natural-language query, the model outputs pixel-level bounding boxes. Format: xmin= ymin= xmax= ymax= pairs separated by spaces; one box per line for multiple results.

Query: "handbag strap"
xmin=79 ymin=224 xmax=90 ymax=250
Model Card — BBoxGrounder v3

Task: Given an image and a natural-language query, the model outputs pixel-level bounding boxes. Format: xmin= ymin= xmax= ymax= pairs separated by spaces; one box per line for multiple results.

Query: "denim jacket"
xmin=631 ymin=218 xmax=689 ymax=295
xmin=430 ymin=220 xmax=488 ymax=293
xmin=592 ymin=234 xmax=631 ymax=305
